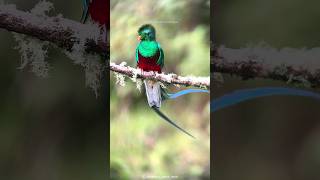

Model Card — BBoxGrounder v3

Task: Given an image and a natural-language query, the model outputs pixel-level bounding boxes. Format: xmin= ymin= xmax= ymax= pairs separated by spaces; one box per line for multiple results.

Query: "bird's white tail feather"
xmin=144 ymin=80 xmax=161 ymax=108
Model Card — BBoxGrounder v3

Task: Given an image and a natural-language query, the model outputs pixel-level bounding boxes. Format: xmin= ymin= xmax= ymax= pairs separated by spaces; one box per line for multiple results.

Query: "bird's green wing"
xmin=80 ymin=0 xmax=90 ymax=23
xmin=135 ymin=45 xmax=139 ymax=63
xmin=157 ymin=43 xmax=164 ymax=67
xmin=161 ymin=87 xmax=170 ymax=100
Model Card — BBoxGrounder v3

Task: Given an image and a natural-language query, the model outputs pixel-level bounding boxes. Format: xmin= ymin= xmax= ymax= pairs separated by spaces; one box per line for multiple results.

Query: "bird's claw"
xmin=153 ymin=71 xmax=158 ymax=77
xmin=138 ymin=68 xmax=145 ymax=76
xmin=137 ymin=68 xmax=157 ymax=77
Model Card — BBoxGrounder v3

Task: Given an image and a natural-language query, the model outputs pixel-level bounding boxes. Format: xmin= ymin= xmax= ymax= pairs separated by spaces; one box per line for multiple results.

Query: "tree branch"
xmin=0 ymin=5 xmax=107 ymax=56
xmin=110 ymin=62 xmax=210 ymax=89
xmin=0 ymin=5 xmax=210 ymax=89
xmin=212 ymin=46 xmax=320 ymax=88
xmin=2 ymin=4 xmax=319 ymax=89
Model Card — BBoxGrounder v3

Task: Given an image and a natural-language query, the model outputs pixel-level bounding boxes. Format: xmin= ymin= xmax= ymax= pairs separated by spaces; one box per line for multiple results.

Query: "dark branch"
xmin=0 ymin=5 xmax=107 ymax=56
xmin=212 ymin=47 xmax=320 ymax=88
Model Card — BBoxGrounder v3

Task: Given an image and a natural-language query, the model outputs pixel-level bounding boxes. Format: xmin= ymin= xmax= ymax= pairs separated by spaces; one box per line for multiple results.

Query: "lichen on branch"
xmin=0 ymin=1 xmax=105 ymax=95
xmin=110 ymin=62 xmax=210 ymax=89
xmin=0 ymin=2 xmax=106 ymax=55
xmin=0 ymin=2 xmax=210 ymax=92
xmin=213 ymin=45 xmax=320 ymax=88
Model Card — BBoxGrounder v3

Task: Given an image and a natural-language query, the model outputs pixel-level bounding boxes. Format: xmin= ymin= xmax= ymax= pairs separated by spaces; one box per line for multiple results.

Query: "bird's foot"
xmin=138 ymin=68 xmax=145 ymax=76
xmin=152 ymin=71 xmax=157 ymax=76
xmin=150 ymin=71 xmax=156 ymax=76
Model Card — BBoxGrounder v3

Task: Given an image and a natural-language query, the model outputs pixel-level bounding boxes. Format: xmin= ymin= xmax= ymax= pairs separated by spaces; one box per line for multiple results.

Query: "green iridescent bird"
xmin=135 ymin=24 xmax=195 ymax=138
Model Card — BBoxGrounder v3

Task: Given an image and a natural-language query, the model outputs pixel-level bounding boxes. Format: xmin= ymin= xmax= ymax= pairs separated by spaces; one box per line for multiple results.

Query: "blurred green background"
xmin=0 ymin=0 xmax=107 ymax=179
xmin=214 ymin=0 xmax=320 ymax=180
xmin=110 ymin=0 xmax=210 ymax=179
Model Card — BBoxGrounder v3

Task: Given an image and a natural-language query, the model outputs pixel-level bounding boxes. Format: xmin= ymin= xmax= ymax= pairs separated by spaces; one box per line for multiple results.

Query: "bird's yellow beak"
xmin=137 ymin=35 xmax=141 ymax=41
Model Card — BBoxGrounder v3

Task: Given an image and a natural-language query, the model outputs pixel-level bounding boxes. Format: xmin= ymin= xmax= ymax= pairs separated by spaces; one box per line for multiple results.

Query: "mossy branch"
xmin=110 ymin=62 xmax=210 ymax=89
xmin=212 ymin=46 xmax=320 ymax=88
xmin=3 ymin=4 xmax=319 ymax=89
xmin=0 ymin=4 xmax=210 ymax=89
xmin=0 ymin=4 xmax=107 ymax=56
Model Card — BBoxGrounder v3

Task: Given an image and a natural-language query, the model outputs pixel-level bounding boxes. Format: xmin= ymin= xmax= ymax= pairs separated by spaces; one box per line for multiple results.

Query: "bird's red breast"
xmin=137 ymin=50 xmax=162 ymax=73
xmin=89 ymin=0 xmax=109 ymax=27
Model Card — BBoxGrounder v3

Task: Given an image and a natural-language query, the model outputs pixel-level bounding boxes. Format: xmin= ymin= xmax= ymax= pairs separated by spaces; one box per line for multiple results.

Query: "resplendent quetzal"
xmin=81 ymin=0 xmax=109 ymax=42
xmin=136 ymin=24 xmax=209 ymax=138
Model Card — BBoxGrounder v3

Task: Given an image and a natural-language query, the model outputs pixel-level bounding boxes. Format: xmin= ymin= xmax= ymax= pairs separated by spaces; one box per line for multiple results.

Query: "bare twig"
xmin=110 ymin=62 xmax=210 ymax=89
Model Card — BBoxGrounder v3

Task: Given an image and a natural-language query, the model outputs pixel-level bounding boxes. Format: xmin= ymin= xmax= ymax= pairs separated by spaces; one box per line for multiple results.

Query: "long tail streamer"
xmin=166 ymin=89 xmax=209 ymax=99
xmin=211 ymin=87 xmax=320 ymax=112
xmin=80 ymin=0 xmax=89 ymax=23
xmin=151 ymin=106 xmax=195 ymax=138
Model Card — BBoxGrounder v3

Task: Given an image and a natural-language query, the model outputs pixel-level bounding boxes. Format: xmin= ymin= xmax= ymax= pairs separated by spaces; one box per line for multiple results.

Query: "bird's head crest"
xmin=138 ymin=24 xmax=156 ymax=41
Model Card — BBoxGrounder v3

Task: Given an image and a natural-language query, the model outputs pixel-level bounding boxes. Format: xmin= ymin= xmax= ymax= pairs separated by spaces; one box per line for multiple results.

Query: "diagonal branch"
xmin=110 ymin=62 xmax=210 ymax=89
xmin=0 ymin=4 xmax=107 ymax=56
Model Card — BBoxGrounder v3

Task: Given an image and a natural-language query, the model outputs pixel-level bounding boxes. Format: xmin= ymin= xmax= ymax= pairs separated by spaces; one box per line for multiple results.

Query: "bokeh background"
xmin=214 ymin=0 xmax=320 ymax=180
xmin=110 ymin=0 xmax=210 ymax=179
xmin=0 ymin=0 xmax=107 ymax=179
